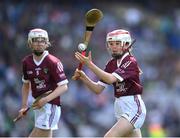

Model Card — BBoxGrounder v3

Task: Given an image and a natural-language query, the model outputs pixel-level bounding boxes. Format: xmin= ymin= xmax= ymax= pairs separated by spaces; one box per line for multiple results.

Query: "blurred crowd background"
xmin=0 ymin=0 xmax=180 ymax=137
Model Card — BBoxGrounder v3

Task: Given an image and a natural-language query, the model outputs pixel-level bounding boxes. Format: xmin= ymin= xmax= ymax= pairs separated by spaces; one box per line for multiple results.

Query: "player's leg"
xmin=126 ymin=128 xmax=142 ymax=137
xmin=29 ymin=127 xmax=52 ymax=137
xmin=104 ymin=116 xmax=134 ymax=137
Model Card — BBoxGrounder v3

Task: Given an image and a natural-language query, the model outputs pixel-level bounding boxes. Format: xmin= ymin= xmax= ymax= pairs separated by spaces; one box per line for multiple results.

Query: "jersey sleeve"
xmin=112 ymin=60 xmax=138 ymax=82
xmin=50 ymin=60 xmax=68 ymax=86
xmin=22 ymin=60 xmax=30 ymax=83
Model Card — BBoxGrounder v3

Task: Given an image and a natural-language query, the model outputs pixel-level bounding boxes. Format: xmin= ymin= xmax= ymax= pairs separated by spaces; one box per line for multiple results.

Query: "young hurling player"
xmin=73 ymin=29 xmax=146 ymax=137
xmin=18 ymin=28 xmax=68 ymax=137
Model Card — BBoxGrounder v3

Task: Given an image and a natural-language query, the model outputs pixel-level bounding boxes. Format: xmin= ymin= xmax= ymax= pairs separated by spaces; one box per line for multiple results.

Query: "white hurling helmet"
xmin=106 ymin=29 xmax=132 ymax=46
xmin=106 ymin=29 xmax=133 ymax=58
xmin=28 ymin=28 xmax=49 ymax=45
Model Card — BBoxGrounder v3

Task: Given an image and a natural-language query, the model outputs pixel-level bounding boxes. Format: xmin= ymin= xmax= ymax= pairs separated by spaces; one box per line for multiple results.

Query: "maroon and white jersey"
xmin=98 ymin=53 xmax=142 ymax=98
xmin=22 ymin=51 xmax=68 ymax=106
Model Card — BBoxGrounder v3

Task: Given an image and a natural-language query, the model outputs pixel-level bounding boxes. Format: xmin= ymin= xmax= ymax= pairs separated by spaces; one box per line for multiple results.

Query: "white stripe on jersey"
xmin=57 ymin=62 xmax=63 ymax=72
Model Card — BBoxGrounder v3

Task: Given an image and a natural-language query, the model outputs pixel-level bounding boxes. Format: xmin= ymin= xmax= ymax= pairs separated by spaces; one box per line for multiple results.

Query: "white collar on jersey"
xmin=117 ymin=52 xmax=129 ymax=67
xmin=33 ymin=50 xmax=49 ymax=66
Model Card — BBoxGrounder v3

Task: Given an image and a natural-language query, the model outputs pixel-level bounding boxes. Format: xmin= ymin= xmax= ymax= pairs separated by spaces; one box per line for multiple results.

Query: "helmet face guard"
xmin=28 ymin=28 xmax=50 ymax=56
xmin=106 ymin=29 xmax=132 ymax=58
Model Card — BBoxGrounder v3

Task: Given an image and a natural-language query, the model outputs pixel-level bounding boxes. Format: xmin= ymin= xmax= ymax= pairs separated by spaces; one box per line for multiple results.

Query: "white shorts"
xmin=114 ymin=95 xmax=146 ymax=129
xmin=34 ymin=103 xmax=61 ymax=130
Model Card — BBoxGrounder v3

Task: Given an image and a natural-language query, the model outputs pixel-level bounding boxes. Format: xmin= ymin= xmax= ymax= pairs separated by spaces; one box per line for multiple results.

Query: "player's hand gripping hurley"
xmin=13 ymin=90 xmax=52 ymax=123
xmin=72 ymin=9 xmax=103 ymax=80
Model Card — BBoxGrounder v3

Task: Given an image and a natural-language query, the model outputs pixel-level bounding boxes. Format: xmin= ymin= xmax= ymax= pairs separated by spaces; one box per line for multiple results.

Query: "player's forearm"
xmin=21 ymin=83 xmax=30 ymax=108
xmin=87 ymin=62 xmax=116 ymax=84
xmin=45 ymin=84 xmax=68 ymax=102
xmin=81 ymin=75 xmax=103 ymax=94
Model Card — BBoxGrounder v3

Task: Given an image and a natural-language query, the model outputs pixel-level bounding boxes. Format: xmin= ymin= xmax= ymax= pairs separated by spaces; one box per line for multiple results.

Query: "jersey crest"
xmin=43 ymin=68 xmax=49 ymax=74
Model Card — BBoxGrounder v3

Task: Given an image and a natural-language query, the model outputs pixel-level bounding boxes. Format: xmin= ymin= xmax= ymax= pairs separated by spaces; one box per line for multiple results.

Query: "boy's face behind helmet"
xmin=106 ymin=29 xmax=132 ymax=59
xmin=28 ymin=28 xmax=50 ymax=56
